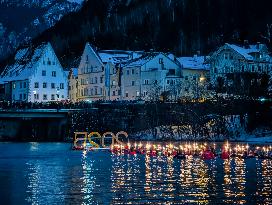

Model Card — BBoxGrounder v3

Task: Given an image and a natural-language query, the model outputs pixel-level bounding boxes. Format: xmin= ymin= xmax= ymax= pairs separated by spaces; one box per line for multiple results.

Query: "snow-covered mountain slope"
xmin=0 ymin=0 xmax=84 ymax=60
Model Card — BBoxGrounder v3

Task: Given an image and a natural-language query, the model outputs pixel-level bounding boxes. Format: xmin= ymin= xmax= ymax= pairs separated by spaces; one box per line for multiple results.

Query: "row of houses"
xmin=0 ymin=41 xmax=271 ymax=103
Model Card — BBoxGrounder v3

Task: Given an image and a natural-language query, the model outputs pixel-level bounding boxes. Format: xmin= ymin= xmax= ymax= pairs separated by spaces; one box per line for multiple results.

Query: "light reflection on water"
xmin=0 ymin=143 xmax=272 ymax=205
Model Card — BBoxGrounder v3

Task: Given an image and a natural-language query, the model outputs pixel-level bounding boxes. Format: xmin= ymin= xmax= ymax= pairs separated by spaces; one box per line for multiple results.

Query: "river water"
xmin=0 ymin=143 xmax=271 ymax=205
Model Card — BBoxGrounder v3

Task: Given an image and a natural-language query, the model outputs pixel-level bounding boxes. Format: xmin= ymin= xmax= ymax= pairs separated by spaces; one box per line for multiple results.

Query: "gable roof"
xmin=98 ymin=50 xmax=143 ymax=64
xmin=226 ymin=43 xmax=255 ymax=60
xmin=0 ymin=42 xmax=49 ymax=82
xmin=177 ymin=56 xmax=210 ymax=70
xmin=84 ymin=43 xmax=104 ymax=66
xmin=207 ymin=43 xmax=270 ymax=63
xmin=121 ymin=52 xmax=180 ymax=68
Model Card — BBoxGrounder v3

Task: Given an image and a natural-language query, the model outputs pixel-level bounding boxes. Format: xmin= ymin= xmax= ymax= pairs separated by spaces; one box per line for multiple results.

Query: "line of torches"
xmin=109 ymin=141 xmax=272 ymax=158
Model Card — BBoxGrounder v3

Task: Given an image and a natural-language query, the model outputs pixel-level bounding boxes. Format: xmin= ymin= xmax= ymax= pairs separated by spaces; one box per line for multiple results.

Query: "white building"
xmin=121 ymin=52 xmax=181 ymax=101
xmin=207 ymin=42 xmax=272 ymax=87
xmin=0 ymin=42 xmax=68 ymax=102
xmin=177 ymin=55 xmax=210 ymax=99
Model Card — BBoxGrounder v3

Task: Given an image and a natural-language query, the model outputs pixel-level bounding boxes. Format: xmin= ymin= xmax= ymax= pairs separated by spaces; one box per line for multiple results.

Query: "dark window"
xmin=51 ymin=83 xmax=55 ymax=89
xmin=43 ymin=83 xmax=47 ymax=88
xmin=60 ymin=83 xmax=64 ymax=89
xmin=23 ymin=82 xmax=26 ymax=88
xmin=126 ymin=92 xmax=128 ymax=97
xmin=159 ymin=58 xmax=163 ymax=64
xmin=168 ymin=69 xmax=175 ymax=75
xmin=132 ymin=81 xmax=135 ymax=86
xmin=127 ymin=70 xmax=129 ymax=75
xmin=242 ymin=66 xmax=245 ymax=72
xmin=20 ymin=82 xmax=22 ymax=89
xmin=132 ymin=69 xmax=135 ymax=74
xmin=52 ymin=71 xmax=56 ymax=77
xmin=112 ymin=91 xmax=116 ymax=96
xmin=51 ymin=94 xmax=55 ymax=100
xmin=47 ymin=58 xmax=51 ymax=65
xmin=34 ymin=82 xmax=39 ymax=88
xmin=23 ymin=94 xmax=26 ymax=100
xmin=42 ymin=70 xmax=46 ymax=76
xmin=19 ymin=94 xmax=22 ymax=100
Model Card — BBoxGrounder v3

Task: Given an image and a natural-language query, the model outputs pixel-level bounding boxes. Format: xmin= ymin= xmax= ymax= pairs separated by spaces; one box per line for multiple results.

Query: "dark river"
xmin=0 ymin=143 xmax=271 ymax=205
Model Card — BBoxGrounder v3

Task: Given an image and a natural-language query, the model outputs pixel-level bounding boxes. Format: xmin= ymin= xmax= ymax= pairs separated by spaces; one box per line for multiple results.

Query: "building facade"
xmin=76 ymin=43 xmax=105 ymax=102
xmin=207 ymin=43 xmax=272 ymax=94
xmin=121 ymin=53 xmax=181 ymax=101
xmin=0 ymin=42 xmax=68 ymax=102
xmin=177 ymin=55 xmax=210 ymax=99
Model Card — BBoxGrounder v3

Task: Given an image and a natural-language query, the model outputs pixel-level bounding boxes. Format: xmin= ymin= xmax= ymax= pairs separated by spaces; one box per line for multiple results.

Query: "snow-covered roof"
xmin=0 ymin=43 xmax=48 ymax=83
xmin=226 ymin=43 xmax=269 ymax=61
xmin=177 ymin=56 xmax=210 ymax=70
xmin=122 ymin=52 xmax=161 ymax=67
xmin=226 ymin=44 xmax=255 ymax=60
xmin=98 ymin=50 xmax=144 ymax=64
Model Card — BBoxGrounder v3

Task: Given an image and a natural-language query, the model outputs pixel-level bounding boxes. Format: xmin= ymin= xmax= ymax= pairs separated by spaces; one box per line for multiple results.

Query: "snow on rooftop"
xmin=122 ymin=52 xmax=161 ymax=67
xmin=98 ymin=50 xmax=144 ymax=64
xmin=177 ymin=56 xmax=210 ymax=70
xmin=0 ymin=43 xmax=48 ymax=82
xmin=226 ymin=44 xmax=254 ymax=60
